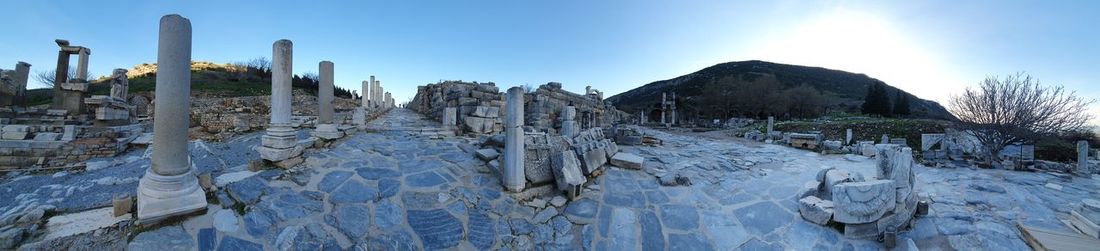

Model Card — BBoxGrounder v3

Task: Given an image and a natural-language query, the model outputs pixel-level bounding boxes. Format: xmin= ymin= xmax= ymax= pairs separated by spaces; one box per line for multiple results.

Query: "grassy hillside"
xmin=606 ymin=60 xmax=956 ymax=121
xmin=21 ymin=61 xmax=352 ymax=106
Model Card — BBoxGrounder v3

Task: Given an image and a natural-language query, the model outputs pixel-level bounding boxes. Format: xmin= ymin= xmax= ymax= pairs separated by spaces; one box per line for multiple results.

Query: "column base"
xmin=136 ymin=166 xmax=207 ymax=225
xmin=311 ymin=123 xmax=344 ymax=140
xmin=258 ymin=144 xmax=304 ymax=162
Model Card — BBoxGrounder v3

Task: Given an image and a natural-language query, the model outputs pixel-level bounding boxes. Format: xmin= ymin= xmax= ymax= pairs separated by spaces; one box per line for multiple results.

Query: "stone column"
xmin=561 ymin=105 xmax=576 ymax=138
xmin=75 ymin=48 xmax=90 ymax=81
xmin=1080 ymin=140 xmax=1090 ymax=174
xmin=503 ymin=86 xmax=526 ymax=192
xmin=369 ymin=75 xmax=376 ymax=107
xmin=670 ymin=92 xmax=677 ymax=125
xmin=317 ymin=61 xmax=334 ymax=124
xmin=136 ymin=14 xmax=207 ymax=223
xmin=312 ymin=61 xmax=343 ymax=140
xmin=384 ymin=92 xmax=392 ymax=109
xmin=660 ymin=92 xmax=667 ymax=124
xmin=365 ymin=80 xmax=374 ymax=107
xmin=50 ymin=49 xmax=70 ymax=109
xmin=13 ymin=62 xmax=30 ymax=106
xmin=257 ymin=39 xmax=303 ymax=163
xmin=846 ymin=128 xmax=853 ymax=145
xmin=767 ymin=116 xmax=774 ymax=135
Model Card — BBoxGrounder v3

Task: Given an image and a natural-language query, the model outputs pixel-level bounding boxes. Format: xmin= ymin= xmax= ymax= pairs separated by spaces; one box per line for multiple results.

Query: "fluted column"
xmin=136 ymin=14 xmax=207 ymax=223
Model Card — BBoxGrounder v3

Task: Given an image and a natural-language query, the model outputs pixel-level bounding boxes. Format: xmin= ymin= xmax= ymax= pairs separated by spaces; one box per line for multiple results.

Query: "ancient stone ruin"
xmin=798 ymin=144 xmax=919 ymax=243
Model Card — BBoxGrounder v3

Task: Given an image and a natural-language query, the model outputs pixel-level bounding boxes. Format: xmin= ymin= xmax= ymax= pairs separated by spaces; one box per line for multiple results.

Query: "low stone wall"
xmin=0 ymin=124 xmax=144 ymax=170
xmin=188 ymin=90 xmax=358 ymax=140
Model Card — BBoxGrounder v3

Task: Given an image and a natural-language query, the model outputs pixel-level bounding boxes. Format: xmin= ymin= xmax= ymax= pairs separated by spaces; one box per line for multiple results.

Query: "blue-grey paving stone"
xmin=533 ymin=224 xmax=554 ymax=244
xmin=258 ymin=190 xmax=324 ymax=221
xmin=400 ymin=159 xmax=446 ymax=173
xmin=359 ymin=230 xmax=417 ymax=251
xmin=197 ymin=228 xmax=216 ymax=251
xmin=216 ymin=236 xmax=263 ymax=251
xmin=640 ymin=211 xmax=665 ymax=251
xmin=439 ymin=171 xmax=457 ymax=183
xmin=733 ymin=201 xmax=792 ymax=236
xmin=533 ymin=207 xmax=558 ymax=224
xmin=379 ymin=178 xmax=401 ymax=199
xmin=405 ymin=171 xmax=447 ymax=187
xmin=215 ymin=190 xmax=233 ymax=208
xmin=645 ymin=190 xmax=670 ymax=204
xmin=457 ymin=187 xmax=478 ymax=202
xmin=439 ymin=152 xmax=473 ymax=164
xmin=407 ymin=209 xmax=464 ymax=250
xmin=317 ymin=171 xmax=352 ymax=192
xmin=401 ymin=191 xmax=441 ymax=208
xmin=275 ymin=223 xmax=340 ymax=251
xmin=581 ymin=225 xmax=597 ymax=250
xmin=329 ymin=204 xmax=371 ymax=240
xmin=598 ymin=206 xmax=612 ymax=237
xmin=472 ymin=175 xmax=495 ymax=186
xmin=257 ymin=169 xmax=281 ymax=180
xmin=668 ymin=233 xmax=714 ymax=251
xmin=551 ymin=216 xmax=572 ymax=236
xmin=330 ymin=180 xmax=379 ymax=204
xmin=341 ymin=160 xmax=368 ymax=169
xmin=638 ymin=179 xmax=659 ymax=189
xmin=367 ymin=156 xmax=399 ymax=169
xmin=446 ymin=201 xmax=468 ymax=216
xmin=478 ymin=188 xmax=501 ymax=200
xmin=564 ymin=198 xmax=599 ymax=223
xmin=603 ymin=189 xmax=645 ymax=208
xmin=374 ymin=199 xmax=403 ymax=229
xmin=510 ymin=218 xmax=534 ymax=235
xmin=356 ymin=167 xmax=400 ymax=180
xmin=226 ymin=176 xmax=267 ymax=205
xmin=468 ymin=209 xmax=496 ymax=250
xmin=242 ymin=208 xmax=273 ymax=237
xmin=660 ymin=204 xmax=699 ymax=231
xmin=736 ymin=238 xmax=781 ymax=251
xmin=127 ymin=225 xmax=194 ymax=251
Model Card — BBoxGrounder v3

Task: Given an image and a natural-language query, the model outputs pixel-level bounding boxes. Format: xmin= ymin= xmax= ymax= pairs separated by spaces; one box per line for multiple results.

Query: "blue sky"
xmin=2 ymin=0 xmax=1098 ymax=121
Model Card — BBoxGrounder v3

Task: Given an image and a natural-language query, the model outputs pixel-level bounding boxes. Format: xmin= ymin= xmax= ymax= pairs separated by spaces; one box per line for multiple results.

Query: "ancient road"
xmin=5 ymin=108 xmax=1094 ymax=250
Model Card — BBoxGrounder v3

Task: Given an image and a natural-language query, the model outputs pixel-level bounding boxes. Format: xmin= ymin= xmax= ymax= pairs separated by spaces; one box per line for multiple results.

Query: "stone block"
xmin=609 ymin=152 xmax=643 ymax=170
xmin=475 ymin=148 xmax=500 ymax=161
xmin=579 ymin=149 xmax=607 ymax=175
xmin=464 ymin=116 xmax=495 ymax=134
xmin=550 ymin=151 xmax=586 ymax=199
xmin=798 ymin=196 xmax=834 ymax=225
xmin=1 ymin=132 xmax=27 ymax=140
xmin=843 ymin=221 xmax=881 ymax=239
xmin=798 ymin=181 xmax=820 ymax=199
xmin=471 ymin=106 xmax=500 ymax=118
xmin=113 ymin=195 xmax=133 ymax=217
xmin=831 ymin=180 xmax=896 ymax=224
xmin=875 ymin=144 xmax=913 ymax=189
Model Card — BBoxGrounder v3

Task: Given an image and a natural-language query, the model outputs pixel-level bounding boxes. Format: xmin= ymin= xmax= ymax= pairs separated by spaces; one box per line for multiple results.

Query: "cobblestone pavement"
xmin=5 ymin=108 xmax=1098 ymax=250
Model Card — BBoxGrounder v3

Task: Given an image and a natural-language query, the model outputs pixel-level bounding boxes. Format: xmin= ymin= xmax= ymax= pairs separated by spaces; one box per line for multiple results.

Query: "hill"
xmin=22 ymin=61 xmax=352 ymax=106
xmin=605 ymin=60 xmax=955 ymax=121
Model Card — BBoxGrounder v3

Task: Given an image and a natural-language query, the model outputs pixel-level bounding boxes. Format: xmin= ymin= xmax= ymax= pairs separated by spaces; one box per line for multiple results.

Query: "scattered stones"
xmin=550 ymin=150 xmax=586 ymax=198
xmin=476 ymin=148 xmax=500 ymax=161
xmin=657 ymin=173 xmax=692 ymax=187
xmin=798 ymin=196 xmax=834 ymax=225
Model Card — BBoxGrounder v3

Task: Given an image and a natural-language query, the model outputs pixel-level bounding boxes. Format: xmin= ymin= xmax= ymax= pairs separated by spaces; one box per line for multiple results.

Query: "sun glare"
xmin=749 ymin=9 xmax=963 ymax=103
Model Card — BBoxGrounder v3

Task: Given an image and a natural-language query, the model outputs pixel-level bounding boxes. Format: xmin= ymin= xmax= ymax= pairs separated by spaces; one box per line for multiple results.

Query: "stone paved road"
xmin=9 ymin=108 xmax=1096 ymax=250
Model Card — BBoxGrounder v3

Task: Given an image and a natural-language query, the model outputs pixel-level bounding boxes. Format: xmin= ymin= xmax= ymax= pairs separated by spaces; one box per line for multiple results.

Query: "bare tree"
xmin=948 ymin=73 xmax=1095 ymax=164
xmin=33 ymin=66 xmax=94 ymax=88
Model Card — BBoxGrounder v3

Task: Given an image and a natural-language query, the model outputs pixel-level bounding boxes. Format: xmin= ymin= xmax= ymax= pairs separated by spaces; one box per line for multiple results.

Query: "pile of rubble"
xmin=797 ymin=144 xmax=921 ymax=244
xmin=408 ymin=81 xmax=505 ymax=135
xmin=475 ymin=128 xmax=643 ymax=199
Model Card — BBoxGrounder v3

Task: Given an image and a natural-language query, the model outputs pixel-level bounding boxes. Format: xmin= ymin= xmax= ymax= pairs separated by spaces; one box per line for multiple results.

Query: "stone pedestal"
xmin=353 ymin=107 xmax=367 ymax=127
xmin=503 ymin=87 xmax=526 ymax=192
xmin=258 ymin=39 xmax=302 ymax=163
xmin=312 ymin=123 xmax=343 ymax=140
xmin=136 ymin=14 xmax=207 ymax=224
xmin=443 ymin=107 xmax=457 ymax=129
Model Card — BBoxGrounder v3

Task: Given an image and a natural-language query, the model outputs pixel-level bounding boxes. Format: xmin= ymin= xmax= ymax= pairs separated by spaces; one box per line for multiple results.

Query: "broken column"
xmin=660 ymin=92 xmax=667 ymax=124
xmin=3 ymin=62 xmax=31 ymax=106
xmin=846 ymin=129 xmax=853 ymax=145
xmin=136 ymin=14 xmax=207 ymax=223
xmin=52 ymin=40 xmax=91 ymax=115
xmin=384 ymin=92 xmax=392 ymax=109
xmin=361 ymin=80 xmax=370 ymax=108
xmin=110 ymin=69 xmax=128 ymax=100
xmin=503 ymin=86 xmax=525 ymax=192
xmin=353 ymin=80 xmax=368 ymax=127
xmin=312 ymin=61 xmax=342 ymax=140
xmin=1081 ymin=140 xmax=1091 ymax=174
xmin=84 ymin=69 xmax=133 ymax=125
xmin=767 ymin=116 xmax=774 ymax=136
xmin=670 ymin=92 xmax=677 ymax=125
xmin=257 ymin=39 xmax=303 ymax=164
xmin=560 ymin=105 xmax=577 ymax=138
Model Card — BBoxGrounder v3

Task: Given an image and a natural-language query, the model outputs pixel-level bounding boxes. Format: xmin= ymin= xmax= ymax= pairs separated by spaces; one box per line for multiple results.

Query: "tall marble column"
xmin=503 ymin=86 xmax=526 ymax=192
xmin=1080 ymin=141 xmax=1090 ymax=174
xmin=560 ymin=105 xmax=576 ymax=138
xmin=365 ymin=80 xmax=374 ymax=107
xmin=13 ymin=62 xmax=30 ymax=106
xmin=136 ymin=14 xmax=207 ymax=223
xmin=313 ymin=61 xmax=343 ymax=140
xmin=257 ymin=39 xmax=303 ymax=162
xmin=369 ymin=75 xmax=377 ymax=108
xmin=660 ymin=92 xmax=667 ymax=124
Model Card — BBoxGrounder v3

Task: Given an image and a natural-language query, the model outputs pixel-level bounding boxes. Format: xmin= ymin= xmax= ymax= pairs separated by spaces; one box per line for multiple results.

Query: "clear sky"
xmin=2 ymin=0 xmax=1098 ymax=123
